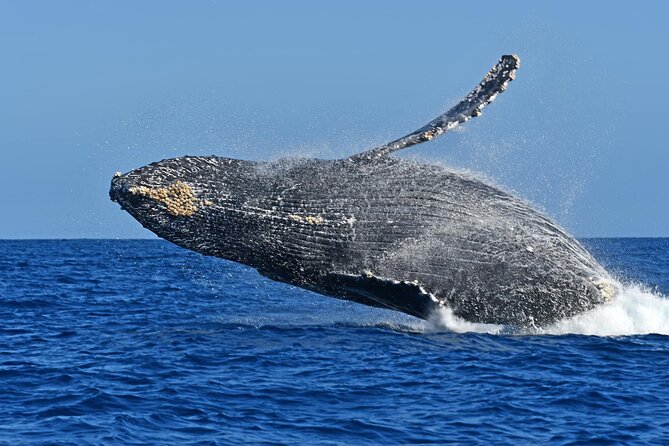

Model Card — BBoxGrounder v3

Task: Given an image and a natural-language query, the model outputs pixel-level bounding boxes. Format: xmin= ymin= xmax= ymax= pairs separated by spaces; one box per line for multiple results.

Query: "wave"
xmin=425 ymin=282 xmax=669 ymax=337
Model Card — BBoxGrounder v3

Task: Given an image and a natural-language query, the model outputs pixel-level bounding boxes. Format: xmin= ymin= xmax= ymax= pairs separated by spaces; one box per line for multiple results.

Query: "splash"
xmin=539 ymin=283 xmax=669 ymax=336
xmin=426 ymin=307 xmax=504 ymax=335
xmin=426 ymin=282 xmax=669 ymax=337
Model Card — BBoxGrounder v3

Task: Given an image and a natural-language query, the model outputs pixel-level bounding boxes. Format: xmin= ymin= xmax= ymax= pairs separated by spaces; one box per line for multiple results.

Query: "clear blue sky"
xmin=1 ymin=1 xmax=667 ymax=238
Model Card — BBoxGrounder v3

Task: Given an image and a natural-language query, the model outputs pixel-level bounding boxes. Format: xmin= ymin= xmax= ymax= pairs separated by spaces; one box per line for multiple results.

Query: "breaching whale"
xmin=110 ymin=55 xmax=616 ymax=326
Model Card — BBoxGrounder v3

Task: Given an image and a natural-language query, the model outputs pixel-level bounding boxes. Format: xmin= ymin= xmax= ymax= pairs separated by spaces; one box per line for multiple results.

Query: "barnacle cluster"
xmin=129 ymin=181 xmax=211 ymax=217
xmin=288 ymin=214 xmax=325 ymax=225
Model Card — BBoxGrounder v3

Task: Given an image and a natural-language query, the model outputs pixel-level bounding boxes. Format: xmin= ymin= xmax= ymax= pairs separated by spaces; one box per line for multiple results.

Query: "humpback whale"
xmin=110 ymin=55 xmax=616 ymax=326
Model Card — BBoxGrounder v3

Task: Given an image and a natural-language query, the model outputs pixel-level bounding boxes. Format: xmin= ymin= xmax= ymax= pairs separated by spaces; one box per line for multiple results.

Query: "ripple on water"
xmin=0 ymin=239 xmax=668 ymax=445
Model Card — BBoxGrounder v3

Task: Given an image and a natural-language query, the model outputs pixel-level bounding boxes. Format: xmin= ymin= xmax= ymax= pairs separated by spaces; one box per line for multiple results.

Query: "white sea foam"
xmin=425 ymin=282 xmax=669 ymax=337
xmin=539 ymin=283 xmax=669 ymax=336
xmin=426 ymin=307 xmax=504 ymax=335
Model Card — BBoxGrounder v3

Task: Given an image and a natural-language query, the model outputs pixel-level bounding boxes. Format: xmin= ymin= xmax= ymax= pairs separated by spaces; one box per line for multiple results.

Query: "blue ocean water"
xmin=1 ymin=239 xmax=668 ymax=445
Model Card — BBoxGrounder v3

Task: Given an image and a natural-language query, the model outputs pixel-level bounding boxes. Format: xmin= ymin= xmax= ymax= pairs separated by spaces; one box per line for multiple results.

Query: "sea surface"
xmin=1 ymin=238 xmax=668 ymax=445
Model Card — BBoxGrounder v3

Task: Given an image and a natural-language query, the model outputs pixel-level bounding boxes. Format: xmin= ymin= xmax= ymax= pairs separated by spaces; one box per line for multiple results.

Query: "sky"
xmin=1 ymin=1 xmax=667 ymax=238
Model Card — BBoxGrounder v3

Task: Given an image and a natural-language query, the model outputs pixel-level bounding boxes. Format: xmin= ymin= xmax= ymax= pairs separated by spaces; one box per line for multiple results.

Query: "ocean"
xmin=1 ymin=238 xmax=668 ymax=445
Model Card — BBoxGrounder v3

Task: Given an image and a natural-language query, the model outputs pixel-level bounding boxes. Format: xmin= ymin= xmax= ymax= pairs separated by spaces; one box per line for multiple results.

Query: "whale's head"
xmin=110 ymin=156 xmax=260 ymax=259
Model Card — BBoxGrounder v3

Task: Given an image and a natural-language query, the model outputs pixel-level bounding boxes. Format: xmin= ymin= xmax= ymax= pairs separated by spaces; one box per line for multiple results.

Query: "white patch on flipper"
xmin=328 ymin=272 xmax=441 ymax=318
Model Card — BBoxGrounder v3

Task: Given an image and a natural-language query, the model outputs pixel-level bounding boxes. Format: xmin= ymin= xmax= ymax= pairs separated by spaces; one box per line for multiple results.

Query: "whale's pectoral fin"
xmin=324 ymin=272 xmax=441 ymax=320
xmin=350 ymin=54 xmax=520 ymax=162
